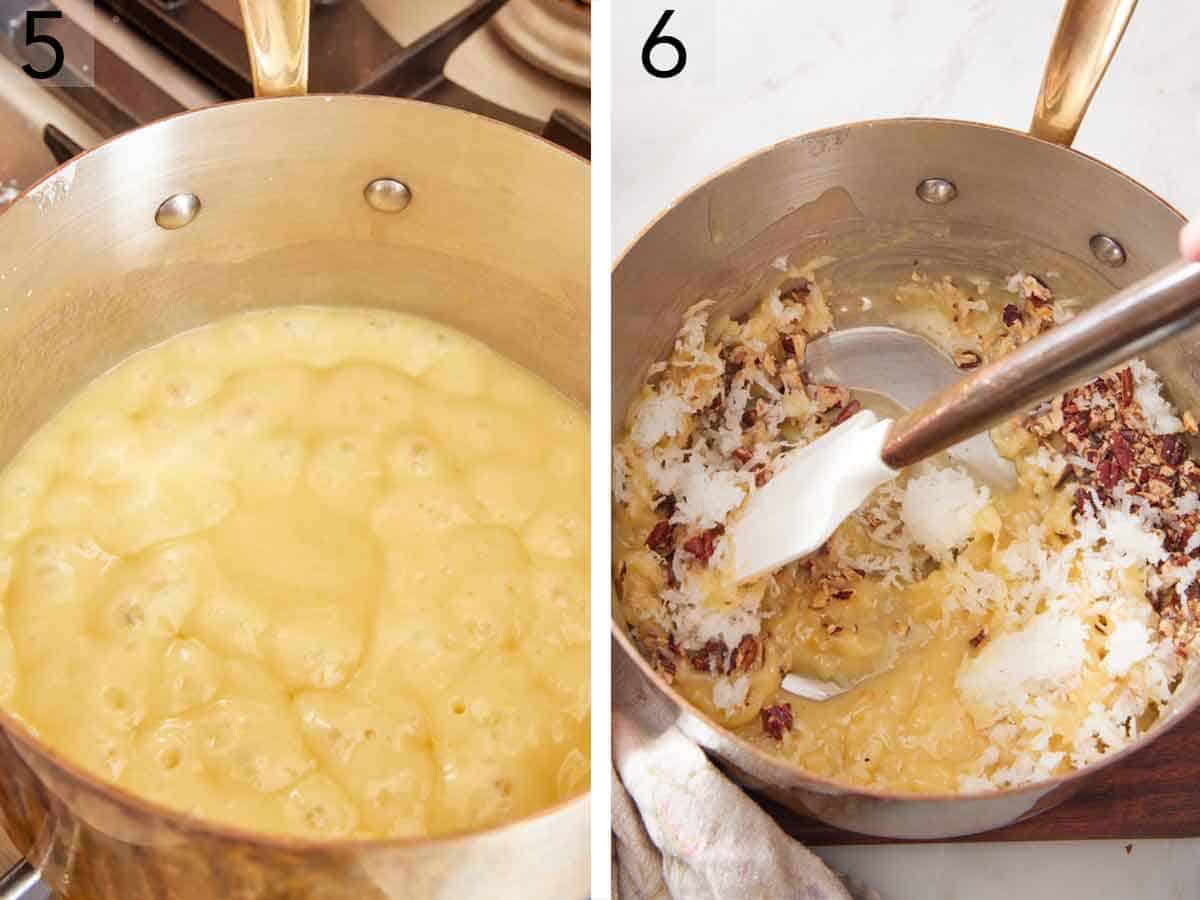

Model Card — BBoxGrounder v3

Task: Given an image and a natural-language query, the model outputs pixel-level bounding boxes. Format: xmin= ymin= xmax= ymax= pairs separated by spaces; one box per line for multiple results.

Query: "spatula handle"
xmin=881 ymin=259 xmax=1200 ymax=470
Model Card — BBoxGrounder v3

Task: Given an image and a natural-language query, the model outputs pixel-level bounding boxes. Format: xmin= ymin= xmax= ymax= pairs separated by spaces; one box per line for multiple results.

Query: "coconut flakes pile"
xmin=888 ymin=272 xmax=1199 ymax=789
xmin=613 ymin=274 xmax=846 ymax=689
xmin=948 ymin=274 xmax=1200 ymax=789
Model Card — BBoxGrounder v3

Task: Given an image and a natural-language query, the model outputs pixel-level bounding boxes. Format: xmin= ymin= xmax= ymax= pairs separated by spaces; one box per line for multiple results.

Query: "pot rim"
xmin=0 ymin=93 xmax=591 ymax=852
xmin=6 ymin=92 xmax=589 ymax=217
xmin=614 ymin=115 xmax=1187 ymax=271
xmin=611 ymin=114 xmax=1197 ymax=807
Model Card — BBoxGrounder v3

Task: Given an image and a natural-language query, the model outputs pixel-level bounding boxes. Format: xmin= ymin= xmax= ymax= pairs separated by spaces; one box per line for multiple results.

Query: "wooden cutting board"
xmin=759 ymin=709 xmax=1200 ymax=844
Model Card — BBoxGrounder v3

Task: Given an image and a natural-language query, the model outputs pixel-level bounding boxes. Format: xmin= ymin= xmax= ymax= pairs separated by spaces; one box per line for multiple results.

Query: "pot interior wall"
xmin=0 ymin=240 xmax=586 ymax=466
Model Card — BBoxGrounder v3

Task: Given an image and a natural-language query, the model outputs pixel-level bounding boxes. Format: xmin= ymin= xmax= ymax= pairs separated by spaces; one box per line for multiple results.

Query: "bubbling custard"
xmin=0 ymin=307 xmax=589 ymax=839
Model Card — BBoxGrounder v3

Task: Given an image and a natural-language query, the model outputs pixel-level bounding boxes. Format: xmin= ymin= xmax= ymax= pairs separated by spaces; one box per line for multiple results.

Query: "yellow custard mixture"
xmin=614 ymin=263 xmax=1200 ymax=794
xmin=0 ymin=306 xmax=589 ymax=838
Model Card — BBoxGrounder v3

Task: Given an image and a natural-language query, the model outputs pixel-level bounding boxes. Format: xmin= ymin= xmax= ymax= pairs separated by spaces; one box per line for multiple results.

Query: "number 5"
xmin=642 ymin=10 xmax=686 ymax=79
xmin=22 ymin=10 xmax=65 ymax=80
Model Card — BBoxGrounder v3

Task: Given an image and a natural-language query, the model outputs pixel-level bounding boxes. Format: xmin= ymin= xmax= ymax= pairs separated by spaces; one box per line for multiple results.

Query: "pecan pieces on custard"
xmin=761 ymin=703 xmax=794 ymax=740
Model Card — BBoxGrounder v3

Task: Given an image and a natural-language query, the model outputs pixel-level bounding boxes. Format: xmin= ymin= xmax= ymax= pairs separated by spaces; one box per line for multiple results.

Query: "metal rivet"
xmin=915 ymin=177 xmax=957 ymax=205
xmin=1089 ymin=233 xmax=1126 ymax=268
xmin=155 ymin=193 xmax=201 ymax=229
xmin=364 ymin=178 xmax=411 ymax=213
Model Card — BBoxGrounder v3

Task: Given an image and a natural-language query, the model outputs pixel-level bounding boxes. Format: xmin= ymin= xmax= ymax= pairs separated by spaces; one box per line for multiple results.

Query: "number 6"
xmin=642 ymin=10 xmax=686 ymax=79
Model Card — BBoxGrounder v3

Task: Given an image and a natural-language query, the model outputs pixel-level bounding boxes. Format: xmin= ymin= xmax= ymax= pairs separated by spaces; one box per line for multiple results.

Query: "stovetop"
xmin=0 ymin=0 xmax=590 ymax=209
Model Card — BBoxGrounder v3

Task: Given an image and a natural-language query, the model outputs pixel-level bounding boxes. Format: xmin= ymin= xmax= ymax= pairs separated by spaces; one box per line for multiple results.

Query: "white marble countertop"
xmin=612 ymin=0 xmax=1199 ymax=253
xmin=612 ymin=2 xmax=1200 ymax=898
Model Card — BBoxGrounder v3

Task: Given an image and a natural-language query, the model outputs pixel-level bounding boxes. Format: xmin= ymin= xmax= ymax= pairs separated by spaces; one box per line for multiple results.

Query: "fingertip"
xmin=1181 ymin=221 xmax=1200 ymax=262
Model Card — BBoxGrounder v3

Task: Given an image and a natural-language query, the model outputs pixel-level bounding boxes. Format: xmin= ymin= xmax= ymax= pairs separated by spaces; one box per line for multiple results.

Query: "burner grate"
xmin=0 ymin=0 xmax=588 ymax=174
xmin=96 ymin=0 xmax=589 ymax=155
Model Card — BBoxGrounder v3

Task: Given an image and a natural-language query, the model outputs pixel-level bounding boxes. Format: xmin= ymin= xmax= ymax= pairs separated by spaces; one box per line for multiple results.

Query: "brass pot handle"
xmin=1030 ymin=0 xmax=1138 ymax=147
xmin=237 ymin=0 xmax=311 ymax=97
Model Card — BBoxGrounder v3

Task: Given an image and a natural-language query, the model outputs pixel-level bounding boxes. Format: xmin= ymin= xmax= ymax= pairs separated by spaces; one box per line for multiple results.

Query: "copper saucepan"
xmin=612 ymin=0 xmax=1197 ymax=839
xmin=0 ymin=2 xmax=590 ymax=898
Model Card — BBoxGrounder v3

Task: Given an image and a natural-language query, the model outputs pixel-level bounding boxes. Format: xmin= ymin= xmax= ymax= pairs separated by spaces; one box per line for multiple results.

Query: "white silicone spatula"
xmin=731 ymin=259 xmax=1200 ymax=583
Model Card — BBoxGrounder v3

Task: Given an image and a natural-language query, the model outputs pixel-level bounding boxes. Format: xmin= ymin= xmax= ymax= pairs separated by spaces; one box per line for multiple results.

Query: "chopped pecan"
xmin=755 ymin=468 xmax=770 ymax=488
xmin=683 ymin=525 xmax=724 ymax=564
xmin=1032 ymin=403 xmax=1066 ymax=434
xmin=781 ymin=278 xmax=811 ymax=302
xmin=732 ymin=446 xmax=753 ymax=465
xmin=780 ymin=334 xmax=805 ymax=360
xmin=1119 ymin=368 xmax=1134 ymax=407
xmin=1097 ymin=457 xmax=1118 ymax=490
xmin=761 ymin=703 xmax=794 ymax=740
xmin=732 ymin=635 xmax=760 ymax=673
xmin=664 ymin=551 xmax=679 ymax=587
xmin=1147 ymin=477 xmax=1174 ymax=500
xmin=654 ymin=651 xmax=677 ymax=683
xmin=654 ymin=494 xmax=678 ymax=517
xmin=1072 ymin=489 xmax=1090 ymax=522
xmin=1025 ymin=274 xmax=1054 ymax=304
xmin=831 ymin=589 xmax=855 ymax=600
xmin=813 ymin=383 xmax=850 ymax=412
xmin=1110 ymin=432 xmax=1133 ymax=473
xmin=741 ymin=405 xmax=758 ymax=428
xmin=646 ymin=519 xmax=674 ymax=554
xmin=969 ymin=629 xmax=988 ymax=648
xmin=1161 ymin=434 xmax=1187 ymax=467
xmin=832 ymin=399 xmax=862 ymax=426
xmin=1002 ymin=304 xmax=1022 ymax=326
xmin=953 ymin=349 xmax=983 ymax=370
xmin=1166 ymin=528 xmax=1194 ymax=554
xmin=722 ymin=359 xmax=741 ymax=392
xmin=689 ymin=638 xmax=728 ymax=674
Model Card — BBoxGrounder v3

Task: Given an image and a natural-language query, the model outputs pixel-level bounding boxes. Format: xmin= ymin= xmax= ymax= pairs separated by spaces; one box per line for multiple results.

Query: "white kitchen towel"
xmin=612 ymin=647 xmax=862 ymax=900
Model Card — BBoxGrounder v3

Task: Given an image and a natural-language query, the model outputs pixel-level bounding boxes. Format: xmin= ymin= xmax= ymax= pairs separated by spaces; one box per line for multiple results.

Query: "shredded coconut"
xmin=1004 ymin=271 xmax=1027 ymax=294
xmin=900 ymin=467 xmax=989 ymax=561
xmin=663 ymin=576 xmax=761 ymax=651
xmin=836 ymin=480 xmax=928 ymax=588
xmin=959 ymin=611 xmax=1086 ymax=717
xmin=713 ymin=674 xmax=751 ymax=715
xmin=630 ymin=389 xmax=691 ymax=448
xmin=1129 ymin=358 xmax=1183 ymax=434
xmin=1105 ymin=619 xmax=1154 ymax=676
xmin=649 ymin=453 xmax=748 ymax=529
